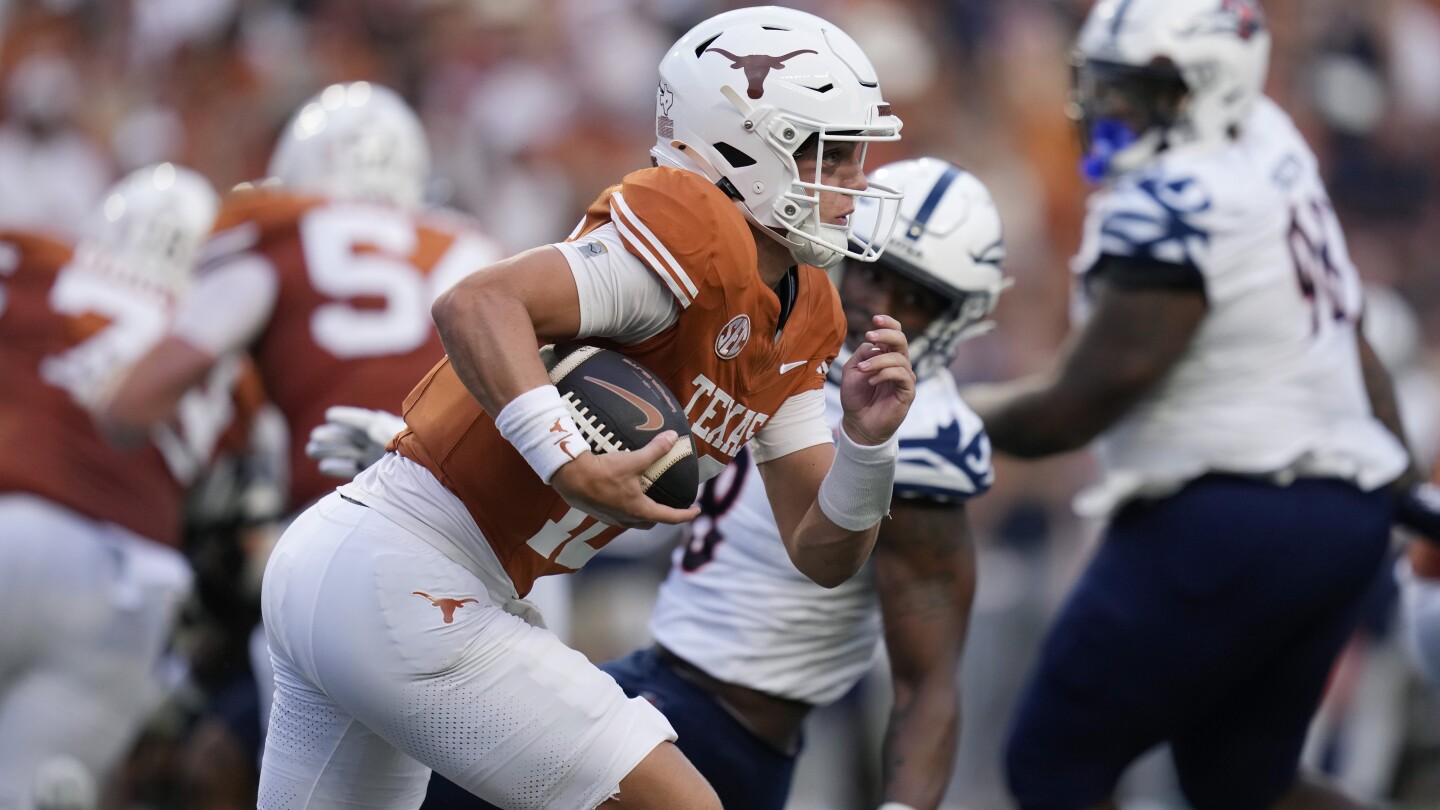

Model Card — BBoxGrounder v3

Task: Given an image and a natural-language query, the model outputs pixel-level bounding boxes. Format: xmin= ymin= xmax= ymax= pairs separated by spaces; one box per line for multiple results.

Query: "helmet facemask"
xmin=1070 ymin=55 xmax=1190 ymax=182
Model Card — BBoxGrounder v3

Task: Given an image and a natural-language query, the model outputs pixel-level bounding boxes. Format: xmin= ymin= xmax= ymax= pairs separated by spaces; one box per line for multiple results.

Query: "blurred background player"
xmin=310 ymin=156 xmax=1007 ymax=810
xmin=0 ymin=163 xmax=228 ymax=810
xmin=601 ymin=157 xmax=1004 ymax=810
xmin=965 ymin=1 xmax=1418 ymax=808
xmin=96 ymin=80 xmax=505 ymax=808
xmin=101 ymin=80 xmax=504 ymax=518
xmin=257 ymin=6 xmax=914 ymax=808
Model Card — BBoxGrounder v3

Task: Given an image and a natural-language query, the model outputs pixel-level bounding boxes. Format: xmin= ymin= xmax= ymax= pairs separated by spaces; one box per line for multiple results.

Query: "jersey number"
xmin=1288 ymin=196 xmax=1358 ymax=335
xmin=524 ymin=507 xmax=609 ymax=570
xmin=41 ymin=269 xmax=236 ymax=485
xmin=302 ymin=206 xmax=497 ymax=358
xmin=680 ymin=447 xmax=751 ymax=572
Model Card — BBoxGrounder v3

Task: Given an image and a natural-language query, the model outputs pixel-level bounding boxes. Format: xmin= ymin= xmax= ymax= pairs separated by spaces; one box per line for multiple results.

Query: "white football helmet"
xmin=652 ymin=6 xmax=903 ymax=269
xmin=268 ymin=82 xmax=429 ymax=211
xmin=848 ymin=158 xmax=1007 ymax=379
xmin=74 ymin=162 xmax=219 ymax=299
xmin=1071 ymin=0 xmax=1271 ymax=181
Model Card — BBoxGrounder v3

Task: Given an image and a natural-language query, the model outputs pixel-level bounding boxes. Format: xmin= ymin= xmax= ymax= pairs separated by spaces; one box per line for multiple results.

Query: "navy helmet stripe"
xmin=1111 ymin=0 xmax=1137 ymax=37
xmin=906 ymin=164 xmax=962 ymax=241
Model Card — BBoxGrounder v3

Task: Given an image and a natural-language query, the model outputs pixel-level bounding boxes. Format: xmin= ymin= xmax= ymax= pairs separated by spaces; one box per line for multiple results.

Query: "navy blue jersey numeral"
xmin=680 ymin=446 xmax=751 ymax=572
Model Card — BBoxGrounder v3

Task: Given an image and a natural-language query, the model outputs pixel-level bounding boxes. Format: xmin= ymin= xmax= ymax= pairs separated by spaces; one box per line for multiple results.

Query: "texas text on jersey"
xmin=391 ymin=167 xmax=845 ymax=595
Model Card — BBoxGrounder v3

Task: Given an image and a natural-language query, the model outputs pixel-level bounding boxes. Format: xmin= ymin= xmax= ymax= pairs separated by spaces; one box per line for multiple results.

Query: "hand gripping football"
xmin=542 ymin=344 xmax=699 ymax=509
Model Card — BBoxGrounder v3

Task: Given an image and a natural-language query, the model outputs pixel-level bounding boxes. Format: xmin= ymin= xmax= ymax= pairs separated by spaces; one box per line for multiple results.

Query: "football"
xmin=542 ymin=344 xmax=699 ymax=509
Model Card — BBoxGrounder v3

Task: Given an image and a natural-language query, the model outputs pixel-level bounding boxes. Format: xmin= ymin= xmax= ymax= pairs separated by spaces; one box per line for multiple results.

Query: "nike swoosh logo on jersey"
xmin=779 ymin=361 xmax=808 ymax=374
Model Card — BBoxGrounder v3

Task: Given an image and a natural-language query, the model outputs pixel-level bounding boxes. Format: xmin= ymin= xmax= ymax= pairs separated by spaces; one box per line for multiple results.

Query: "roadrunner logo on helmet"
xmin=1070 ymin=0 xmax=1271 ymax=182
xmin=651 ymin=6 xmax=904 ymax=270
xmin=849 ymin=158 xmax=1008 ymax=379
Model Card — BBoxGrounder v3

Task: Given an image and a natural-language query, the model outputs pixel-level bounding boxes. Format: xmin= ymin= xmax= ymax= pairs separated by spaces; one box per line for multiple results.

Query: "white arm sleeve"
xmin=170 ymin=254 xmax=280 ymax=357
xmin=748 ymin=388 xmax=832 ymax=464
xmin=552 ymin=223 xmax=678 ymax=345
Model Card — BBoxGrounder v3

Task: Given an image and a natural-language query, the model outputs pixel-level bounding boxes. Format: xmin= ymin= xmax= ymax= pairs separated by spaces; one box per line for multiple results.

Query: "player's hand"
xmin=1397 ymin=481 xmax=1440 ymax=544
xmin=305 ymin=406 xmax=407 ymax=480
xmin=549 ymin=430 xmax=701 ymax=530
xmin=839 ymin=314 xmax=916 ymax=445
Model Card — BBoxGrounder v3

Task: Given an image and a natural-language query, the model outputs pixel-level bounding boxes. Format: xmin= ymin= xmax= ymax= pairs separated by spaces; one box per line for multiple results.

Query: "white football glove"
xmin=306 ymin=406 xmax=407 ymax=480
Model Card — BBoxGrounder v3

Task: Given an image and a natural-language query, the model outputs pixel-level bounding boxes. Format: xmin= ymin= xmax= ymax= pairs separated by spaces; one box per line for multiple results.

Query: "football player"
xmin=0 ymin=164 xmax=230 ymax=810
xmin=307 ymin=158 xmax=1006 ymax=810
xmin=600 ymin=157 xmax=1004 ymax=810
xmin=254 ymin=7 xmax=915 ymax=810
xmin=99 ymin=81 xmax=505 ymax=517
xmin=963 ymin=1 xmax=1420 ymax=808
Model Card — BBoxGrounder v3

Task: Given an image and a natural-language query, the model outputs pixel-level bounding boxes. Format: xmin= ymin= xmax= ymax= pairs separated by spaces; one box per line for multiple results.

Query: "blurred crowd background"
xmin=2 ymin=0 xmax=1439 ymax=807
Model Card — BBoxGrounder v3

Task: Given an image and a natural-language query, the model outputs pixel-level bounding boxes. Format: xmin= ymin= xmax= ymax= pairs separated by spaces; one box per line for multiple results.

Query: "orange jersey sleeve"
xmin=207 ymin=189 xmax=502 ymax=511
xmin=0 ymin=231 xmax=187 ymax=546
xmin=395 ymin=167 xmax=845 ymax=595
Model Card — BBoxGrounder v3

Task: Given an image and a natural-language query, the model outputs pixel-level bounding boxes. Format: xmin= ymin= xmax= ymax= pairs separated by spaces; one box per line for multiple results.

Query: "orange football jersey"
xmin=0 ymin=231 xmax=188 ymax=546
xmin=395 ymin=167 xmax=846 ymax=595
xmin=206 ymin=188 xmax=502 ymax=512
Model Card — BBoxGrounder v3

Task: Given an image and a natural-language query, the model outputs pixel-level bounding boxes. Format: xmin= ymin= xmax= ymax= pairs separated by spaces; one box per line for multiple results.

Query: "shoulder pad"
xmin=1095 ymin=170 xmax=1214 ymax=270
xmin=895 ymin=388 xmax=993 ymax=501
xmin=609 ymin=167 xmax=756 ymax=308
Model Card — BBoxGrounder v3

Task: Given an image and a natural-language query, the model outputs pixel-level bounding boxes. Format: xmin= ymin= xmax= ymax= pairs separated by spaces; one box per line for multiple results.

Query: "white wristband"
xmin=494 ymin=385 xmax=590 ymax=484
xmin=817 ymin=425 xmax=898 ymax=531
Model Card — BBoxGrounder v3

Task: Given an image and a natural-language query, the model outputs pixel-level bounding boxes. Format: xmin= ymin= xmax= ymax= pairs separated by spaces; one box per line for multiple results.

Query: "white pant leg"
xmin=0 ymin=495 xmax=190 ymax=810
xmin=259 ymin=494 xmax=674 ymax=810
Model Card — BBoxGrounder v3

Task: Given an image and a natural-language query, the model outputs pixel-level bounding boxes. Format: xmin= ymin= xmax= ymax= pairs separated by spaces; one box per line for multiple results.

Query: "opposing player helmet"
xmin=652 ymin=6 xmax=903 ymax=269
xmin=1071 ymin=0 xmax=1270 ymax=181
xmin=849 ymin=158 xmax=1007 ymax=379
xmin=76 ymin=162 xmax=219 ymax=299
xmin=268 ymin=82 xmax=429 ymax=211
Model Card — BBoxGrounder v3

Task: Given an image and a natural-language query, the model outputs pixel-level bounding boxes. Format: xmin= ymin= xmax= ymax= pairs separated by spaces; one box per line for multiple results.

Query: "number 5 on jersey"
xmin=303 ymin=206 xmax=500 ymax=358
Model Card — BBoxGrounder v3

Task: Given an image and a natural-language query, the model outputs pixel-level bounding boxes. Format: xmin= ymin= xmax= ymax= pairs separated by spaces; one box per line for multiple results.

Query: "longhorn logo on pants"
xmin=413 ymin=591 xmax=479 ymax=624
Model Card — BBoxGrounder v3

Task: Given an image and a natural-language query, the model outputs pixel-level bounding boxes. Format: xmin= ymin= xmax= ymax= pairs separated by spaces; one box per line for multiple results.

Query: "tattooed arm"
xmin=872 ymin=499 xmax=977 ymax=810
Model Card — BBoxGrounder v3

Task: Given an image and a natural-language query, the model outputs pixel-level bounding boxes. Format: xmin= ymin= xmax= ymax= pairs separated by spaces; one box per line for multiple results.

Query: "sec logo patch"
xmin=714 ymin=314 xmax=750 ymax=360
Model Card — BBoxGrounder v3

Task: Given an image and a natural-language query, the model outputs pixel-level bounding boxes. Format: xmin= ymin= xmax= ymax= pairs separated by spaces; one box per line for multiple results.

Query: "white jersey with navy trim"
xmin=648 ymin=370 xmax=991 ymax=705
xmin=1070 ymin=97 xmax=1407 ymax=515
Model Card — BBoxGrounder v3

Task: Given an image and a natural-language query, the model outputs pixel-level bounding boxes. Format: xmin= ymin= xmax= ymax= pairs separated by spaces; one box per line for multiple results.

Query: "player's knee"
xmin=607 ymin=741 xmax=719 ymax=810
